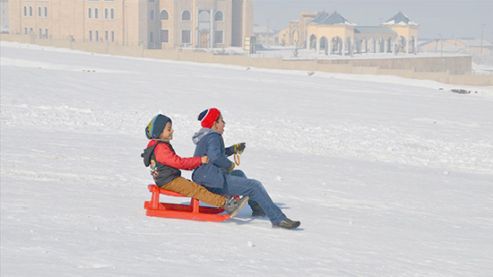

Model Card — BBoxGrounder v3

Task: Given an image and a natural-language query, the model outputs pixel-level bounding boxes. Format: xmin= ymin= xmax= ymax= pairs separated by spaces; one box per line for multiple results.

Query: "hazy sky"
xmin=253 ymin=0 xmax=493 ymax=41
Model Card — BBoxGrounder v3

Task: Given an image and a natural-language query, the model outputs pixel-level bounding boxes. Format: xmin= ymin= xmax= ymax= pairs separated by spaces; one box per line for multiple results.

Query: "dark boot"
xmin=273 ymin=218 xmax=301 ymax=230
xmin=223 ymin=196 xmax=249 ymax=218
xmin=249 ymin=200 xmax=266 ymax=217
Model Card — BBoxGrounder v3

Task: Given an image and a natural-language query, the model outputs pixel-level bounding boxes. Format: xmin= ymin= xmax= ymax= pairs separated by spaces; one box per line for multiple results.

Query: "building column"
xmin=414 ymin=37 xmax=418 ymax=54
xmin=342 ymin=39 xmax=346 ymax=56
xmin=316 ymin=38 xmax=320 ymax=54
xmin=209 ymin=9 xmax=214 ymax=48
xmin=194 ymin=8 xmax=198 ymax=48
xmin=406 ymin=37 xmax=410 ymax=54
xmin=383 ymin=38 xmax=387 ymax=53
xmin=327 ymin=39 xmax=331 ymax=55
xmin=365 ymin=39 xmax=368 ymax=53
xmin=306 ymin=35 xmax=310 ymax=50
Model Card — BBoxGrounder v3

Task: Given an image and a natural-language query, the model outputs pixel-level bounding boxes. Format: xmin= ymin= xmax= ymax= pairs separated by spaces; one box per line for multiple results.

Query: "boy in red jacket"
xmin=141 ymin=114 xmax=248 ymax=217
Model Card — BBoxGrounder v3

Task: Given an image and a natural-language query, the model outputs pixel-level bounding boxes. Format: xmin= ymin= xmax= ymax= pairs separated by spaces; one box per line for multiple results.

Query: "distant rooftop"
xmin=384 ymin=11 xmax=418 ymax=26
xmin=312 ymin=11 xmax=354 ymax=25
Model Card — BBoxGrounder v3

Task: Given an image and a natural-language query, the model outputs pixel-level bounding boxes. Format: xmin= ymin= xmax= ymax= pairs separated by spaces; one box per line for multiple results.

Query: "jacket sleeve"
xmin=155 ymin=144 xmax=202 ymax=170
xmin=225 ymin=145 xmax=235 ymax=157
xmin=207 ymin=135 xmax=234 ymax=169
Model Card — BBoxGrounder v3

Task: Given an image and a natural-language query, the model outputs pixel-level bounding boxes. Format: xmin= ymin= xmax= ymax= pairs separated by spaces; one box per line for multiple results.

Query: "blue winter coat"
xmin=192 ymin=128 xmax=235 ymax=189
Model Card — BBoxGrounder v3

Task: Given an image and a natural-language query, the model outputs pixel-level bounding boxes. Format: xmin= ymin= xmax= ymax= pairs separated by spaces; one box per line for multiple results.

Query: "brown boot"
xmin=273 ymin=218 xmax=301 ymax=229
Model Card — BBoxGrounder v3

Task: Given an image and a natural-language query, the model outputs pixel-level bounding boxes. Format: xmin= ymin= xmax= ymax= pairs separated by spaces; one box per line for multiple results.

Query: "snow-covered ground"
xmin=1 ymin=41 xmax=493 ymax=276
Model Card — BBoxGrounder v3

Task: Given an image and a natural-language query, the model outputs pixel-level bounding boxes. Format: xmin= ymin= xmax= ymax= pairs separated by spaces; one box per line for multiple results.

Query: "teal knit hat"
xmin=145 ymin=114 xmax=171 ymax=139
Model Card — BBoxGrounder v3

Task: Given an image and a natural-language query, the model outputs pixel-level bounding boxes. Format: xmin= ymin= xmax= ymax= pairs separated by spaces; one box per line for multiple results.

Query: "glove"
xmin=233 ymin=142 xmax=246 ymax=154
xmin=227 ymin=162 xmax=236 ymax=173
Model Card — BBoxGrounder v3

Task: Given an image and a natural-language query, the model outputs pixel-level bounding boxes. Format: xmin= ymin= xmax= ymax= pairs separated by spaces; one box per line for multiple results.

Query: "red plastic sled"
xmin=144 ymin=184 xmax=230 ymax=222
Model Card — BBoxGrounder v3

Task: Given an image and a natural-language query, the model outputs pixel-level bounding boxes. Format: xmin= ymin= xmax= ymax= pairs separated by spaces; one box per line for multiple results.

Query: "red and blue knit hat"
xmin=145 ymin=114 xmax=171 ymax=139
xmin=198 ymin=108 xmax=221 ymax=128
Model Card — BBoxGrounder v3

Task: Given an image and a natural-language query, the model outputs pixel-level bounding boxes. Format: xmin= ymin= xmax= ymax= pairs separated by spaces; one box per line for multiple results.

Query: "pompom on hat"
xmin=198 ymin=108 xmax=221 ymax=128
xmin=145 ymin=114 xmax=171 ymax=139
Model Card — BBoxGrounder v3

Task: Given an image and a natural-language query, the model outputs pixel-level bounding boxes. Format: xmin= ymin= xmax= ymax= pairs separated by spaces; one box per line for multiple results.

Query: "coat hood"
xmin=192 ymin=128 xmax=218 ymax=144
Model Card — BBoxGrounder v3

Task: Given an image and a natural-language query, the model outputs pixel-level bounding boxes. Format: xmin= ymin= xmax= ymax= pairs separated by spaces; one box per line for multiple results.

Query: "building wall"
xmin=384 ymin=24 xmax=418 ymax=53
xmin=241 ymin=0 xmax=252 ymax=39
xmin=386 ymin=24 xmax=418 ymax=40
xmin=159 ymin=0 xmax=175 ymax=47
xmin=8 ymin=0 xmax=146 ymax=47
xmin=277 ymin=26 xmax=290 ymax=46
xmin=7 ymin=0 xmax=251 ymax=49
xmin=1 ymin=0 xmax=8 ymax=33
xmin=306 ymin=24 xmax=356 ymax=54
xmin=307 ymin=25 xmax=355 ymax=42
xmin=297 ymin=13 xmax=316 ymax=48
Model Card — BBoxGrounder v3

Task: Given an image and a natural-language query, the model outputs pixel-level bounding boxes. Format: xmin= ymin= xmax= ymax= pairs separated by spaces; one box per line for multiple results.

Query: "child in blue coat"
xmin=192 ymin=108 xmax=300 ymax=229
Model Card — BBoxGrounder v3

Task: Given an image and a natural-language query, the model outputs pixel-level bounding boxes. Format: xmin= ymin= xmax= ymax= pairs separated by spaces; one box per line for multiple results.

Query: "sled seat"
xmin=144 ymin=184 xmax=230 ymax=222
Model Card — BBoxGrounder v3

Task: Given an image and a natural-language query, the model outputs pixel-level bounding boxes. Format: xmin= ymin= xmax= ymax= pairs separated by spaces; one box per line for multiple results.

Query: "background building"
xmin=7 ymin=0 xmax=252 ymax=49
xmin=0 ymin=0 xmax=8 ymax=33
xmin=157 ymin=0 xmax=252 ymax=49
xmin=252 ymin=24 xmax=276 ymax=46
xmin=278 ymin=11 xmax=418 ymax=56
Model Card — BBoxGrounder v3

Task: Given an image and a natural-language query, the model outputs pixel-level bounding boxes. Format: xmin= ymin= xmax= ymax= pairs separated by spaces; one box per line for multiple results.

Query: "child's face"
xmin=212 ymin=115 xmax=225 ymax=134
xmin=159 ymin=122 xmax=173 ymax=141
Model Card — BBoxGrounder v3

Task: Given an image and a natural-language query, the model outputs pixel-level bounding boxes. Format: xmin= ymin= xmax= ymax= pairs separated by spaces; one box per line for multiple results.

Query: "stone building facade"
xmin=279 ymin=11 xmax=419 ymax=55
xmin=7 ymin=0 xmax=252 ymax=49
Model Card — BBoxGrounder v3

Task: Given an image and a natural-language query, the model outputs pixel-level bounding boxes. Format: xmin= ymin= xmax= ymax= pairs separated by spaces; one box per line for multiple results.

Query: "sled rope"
xmin=234 ymin=153 xmax=241 ymax=166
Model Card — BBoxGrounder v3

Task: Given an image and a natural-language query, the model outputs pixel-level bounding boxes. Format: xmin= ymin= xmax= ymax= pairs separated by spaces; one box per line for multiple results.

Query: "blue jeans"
xmin=209 ymin=170 xmax=286 ymax=224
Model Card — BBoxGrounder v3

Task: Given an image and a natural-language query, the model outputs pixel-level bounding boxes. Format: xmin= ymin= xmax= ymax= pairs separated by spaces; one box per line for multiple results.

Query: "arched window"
xmin=292 ymin=30 xmax=299 ymax=44
xmin=182 ymin=10 xmax=191 ymax=21
xmin=332 ymin=37 xmax=343 ymax=54
xmin=214 ymin=11 xmax=223 ymax=21
xmin=160 ymin=10 xmax=168 ymax=20
xmin=320 ymin=37 xmax=328 ymax=54
xmin=309 ymin=35 xmax=317 ymax=49
xmin=198 ymin=10 xmax=210 ymax=22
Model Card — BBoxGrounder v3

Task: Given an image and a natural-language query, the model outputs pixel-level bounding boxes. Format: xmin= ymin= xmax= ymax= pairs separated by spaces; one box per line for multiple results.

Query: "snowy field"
xmin=1 ymin=41 xmax=493 ymax=276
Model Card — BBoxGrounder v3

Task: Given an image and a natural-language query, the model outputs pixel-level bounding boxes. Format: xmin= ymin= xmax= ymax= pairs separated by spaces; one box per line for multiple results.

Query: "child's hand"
xmin=227 ymin=162 xmax=235 ymax=173
xmin=201 ymin=156 xmax=209 ymax=164
xmin=233 ymin=143 xmax=246 ymax=154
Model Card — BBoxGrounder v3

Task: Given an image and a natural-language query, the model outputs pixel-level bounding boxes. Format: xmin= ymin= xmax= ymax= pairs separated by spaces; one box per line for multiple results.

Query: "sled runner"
xmin=144 ymin=184 xmax=230 ymax=222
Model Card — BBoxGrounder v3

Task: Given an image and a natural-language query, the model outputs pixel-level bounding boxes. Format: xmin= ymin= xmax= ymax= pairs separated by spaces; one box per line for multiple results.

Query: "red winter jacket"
xmin=142 ymin=140 xmax=201 ymax=186
xmin=147 ymin=140 xmax=201 ymax=170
